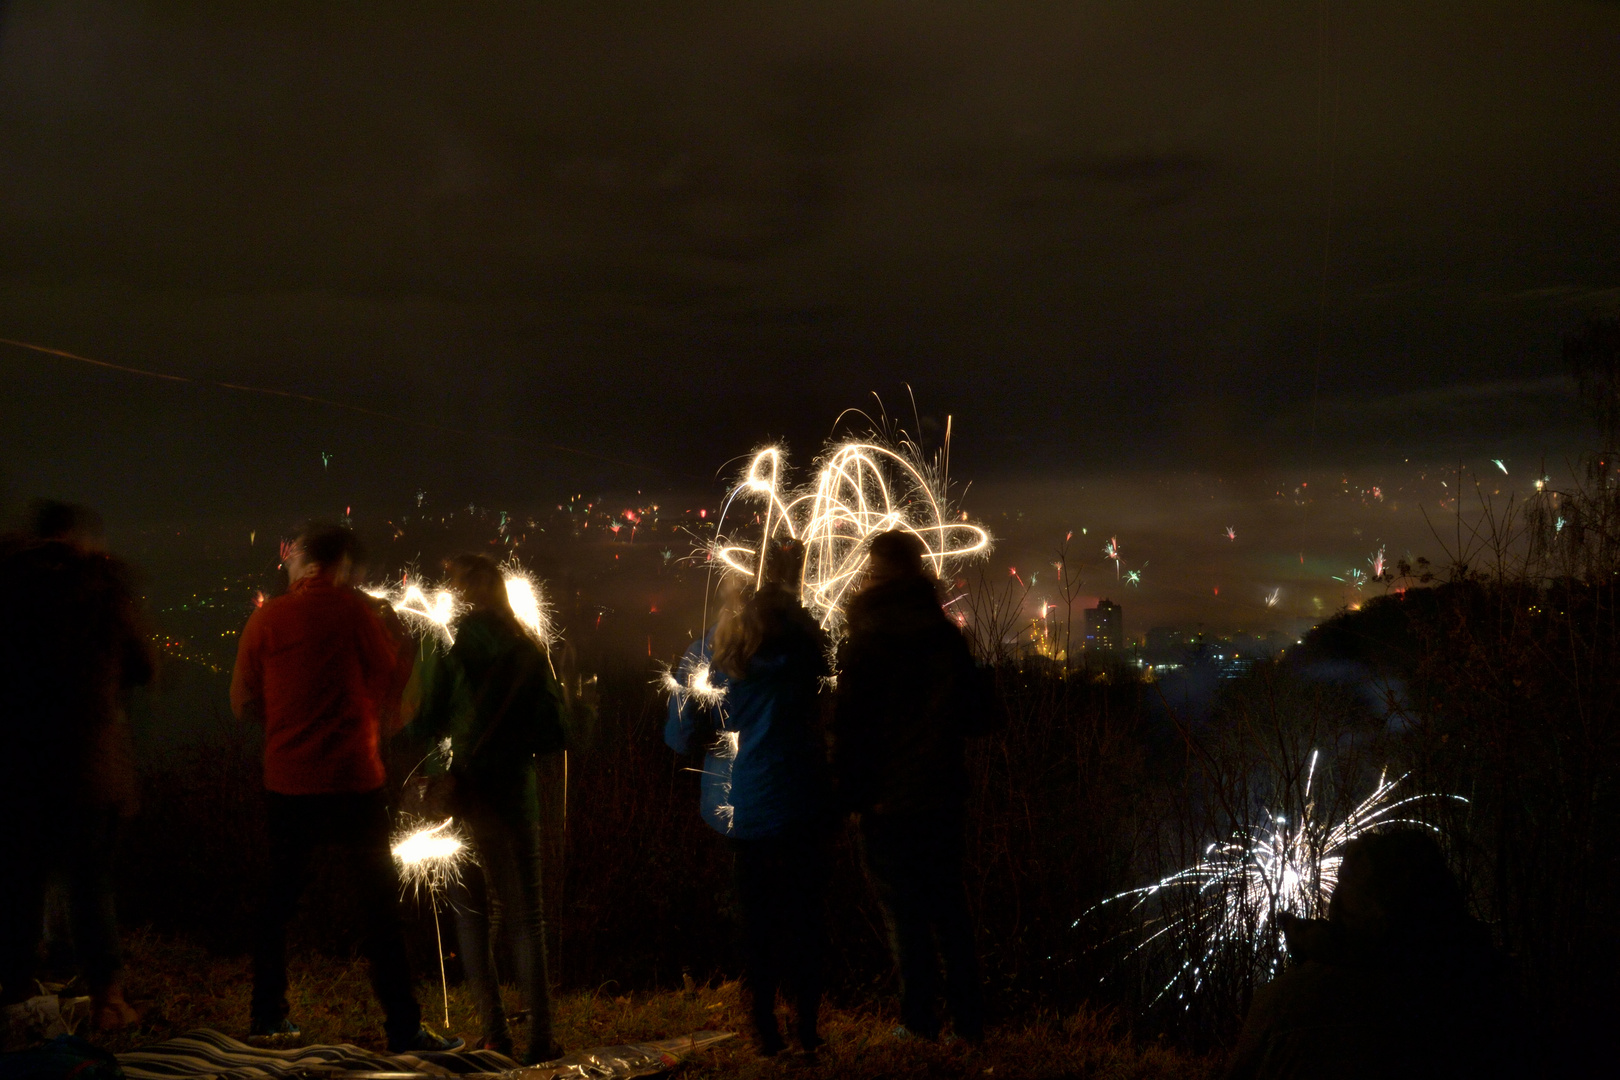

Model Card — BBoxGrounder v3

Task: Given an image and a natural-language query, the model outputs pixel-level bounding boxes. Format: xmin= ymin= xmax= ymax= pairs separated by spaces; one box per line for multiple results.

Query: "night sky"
xmin=3 ymin=1 xmax=1617 ymax=631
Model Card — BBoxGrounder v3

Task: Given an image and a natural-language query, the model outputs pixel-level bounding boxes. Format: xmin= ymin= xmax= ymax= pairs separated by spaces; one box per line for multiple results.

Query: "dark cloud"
xmin=0 ymin=0 xmax=1615 ymax=543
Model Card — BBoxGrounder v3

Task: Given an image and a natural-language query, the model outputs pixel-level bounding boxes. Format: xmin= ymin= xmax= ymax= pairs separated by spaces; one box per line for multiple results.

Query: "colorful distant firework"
xmin=1103 ymin=536 xmax=1122 ymax=578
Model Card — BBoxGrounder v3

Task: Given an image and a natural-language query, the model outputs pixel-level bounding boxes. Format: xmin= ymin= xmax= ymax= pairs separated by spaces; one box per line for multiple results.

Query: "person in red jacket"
xmin=231 ymin=523 xmax=459 ymax=1052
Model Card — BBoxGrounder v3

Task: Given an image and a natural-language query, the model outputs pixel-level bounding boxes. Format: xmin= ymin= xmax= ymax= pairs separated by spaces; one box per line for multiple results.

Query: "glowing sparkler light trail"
xmin=1085 ymin=754 xmax=1463 ymax=1008
xmin=501 ymin=564 xmax=556 ymax=646
xmin=659 ymin=660 xmax=728 ymax=710
xmin=390 ymin=817 xmax=470 ymax=1027
xmin=391 ymin=818 xmax=466 ymax=882
xmin=712 ymin=437 xmax=991 ymax=630
xmin=366 ymin=565 xmax=556 ymax=650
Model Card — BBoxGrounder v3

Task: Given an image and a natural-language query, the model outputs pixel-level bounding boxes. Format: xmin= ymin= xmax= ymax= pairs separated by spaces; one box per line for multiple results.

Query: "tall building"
xmin=1084 ymin=599 xmax=1123 ymax=660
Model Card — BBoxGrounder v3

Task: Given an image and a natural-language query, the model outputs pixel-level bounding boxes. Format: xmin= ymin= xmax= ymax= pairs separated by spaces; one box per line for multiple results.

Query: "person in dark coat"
xmin=0 ymin=501 xmax=152 ymax=1033
xmin=1227 ymin=829 xmax=1521 ymax=1080
xmin=832 ymin=529 xmax=996 ymax=1043
xmin=665 ymin=542 xmax=832 ymax=1057
xmin=406 ymin=553 xmax=567 ymax=1065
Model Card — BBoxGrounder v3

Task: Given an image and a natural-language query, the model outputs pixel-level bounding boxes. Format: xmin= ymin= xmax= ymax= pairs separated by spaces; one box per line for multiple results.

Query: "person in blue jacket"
xmin=665 ymin=542 xmax=831 ymax=1058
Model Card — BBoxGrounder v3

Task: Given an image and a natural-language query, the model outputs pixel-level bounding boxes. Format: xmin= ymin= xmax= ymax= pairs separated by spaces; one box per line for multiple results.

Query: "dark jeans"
xmin=0 ymin=807 xmax=123 ymax=1004
xmin=860 ymin=811 xmax=983 ymax=1040
xmin=446 ymin=794 xmax=555 ymax=1058
xmin=252 ymin=790 xmax=421 ymax=1043
xmin=729 ymin=821 xmax=827 ymax=1050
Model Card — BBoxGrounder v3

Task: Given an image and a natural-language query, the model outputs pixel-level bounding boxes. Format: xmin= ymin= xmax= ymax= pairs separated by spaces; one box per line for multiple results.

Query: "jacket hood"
xmin=845 ymin=574 xmax=945 ymax=637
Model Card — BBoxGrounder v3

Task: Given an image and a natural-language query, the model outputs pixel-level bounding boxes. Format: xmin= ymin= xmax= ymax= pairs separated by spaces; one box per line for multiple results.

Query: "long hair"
xmin=712 ymin=540 xmax=821 ymax=679
xmin=446 ymin=553 xmax=517 ymax=623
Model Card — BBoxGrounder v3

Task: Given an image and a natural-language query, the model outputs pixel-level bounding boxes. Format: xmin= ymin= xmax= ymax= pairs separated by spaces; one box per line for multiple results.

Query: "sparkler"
xmin=365 ymin=564 xmax=556 ymax=650
xmin=500 ymin=563 xmax=556 ymax=646
xmin=659 ymin=659 xmax=728 ymax=711
xmin=659 ymin=652 xmax=738 ymax=828
xmin=391 ymin=816 xmax=470 ymax=1026
xmin=1085 ymin=754 xmax=1461 ymax=1008
xmin=711 ymin=434 xmax=990 ymax=631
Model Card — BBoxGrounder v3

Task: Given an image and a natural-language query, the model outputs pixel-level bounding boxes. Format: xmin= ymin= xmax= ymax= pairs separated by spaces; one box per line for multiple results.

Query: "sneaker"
xmin=390 ymin=1026 xmax=465 ymax=1053
xmin=249 ymin=1017 xmax=302 ymax=1039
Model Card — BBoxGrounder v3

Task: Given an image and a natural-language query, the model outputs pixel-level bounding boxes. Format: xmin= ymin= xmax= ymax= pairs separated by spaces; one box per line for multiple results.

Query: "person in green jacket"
xmin=406 ymin=553 xmax=566 ymax=1064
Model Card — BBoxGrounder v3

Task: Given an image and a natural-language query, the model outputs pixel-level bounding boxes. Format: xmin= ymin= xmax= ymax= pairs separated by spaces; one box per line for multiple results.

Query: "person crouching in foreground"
xmin=665 ymin=542 xmax=833 ymax=1058
xmin=230 ymin=523 xmax=462 ymax=1052
xmin=1226 ymin=829 xmax=1521 ymax=1080
xmin=833 ymin=529 xmax=997 ymax=1044
xmin=404 ymin=553 xmax=566 ymax=1064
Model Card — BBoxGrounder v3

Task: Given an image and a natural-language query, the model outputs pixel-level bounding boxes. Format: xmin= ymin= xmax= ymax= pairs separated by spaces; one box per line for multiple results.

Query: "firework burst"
xmin=1085 ymin=753 xmax=1462 ymax=1008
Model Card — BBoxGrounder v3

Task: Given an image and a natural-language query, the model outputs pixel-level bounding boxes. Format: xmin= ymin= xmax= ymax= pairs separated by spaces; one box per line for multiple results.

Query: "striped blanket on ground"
xmin=116 ymin=1029 xmax=737 ymax=1080
xmin=117 ymin=1030 xmax=512 ymax=1080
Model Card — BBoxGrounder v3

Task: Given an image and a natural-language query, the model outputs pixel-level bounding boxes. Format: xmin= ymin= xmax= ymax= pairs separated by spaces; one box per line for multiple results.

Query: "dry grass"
xmin=99 ymin=929 xmax=1214 ymax=1080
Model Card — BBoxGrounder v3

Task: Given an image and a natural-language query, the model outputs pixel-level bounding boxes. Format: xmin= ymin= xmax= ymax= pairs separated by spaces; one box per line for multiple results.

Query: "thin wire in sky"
xmin=0 ymin=335 xmax=668 ymax=476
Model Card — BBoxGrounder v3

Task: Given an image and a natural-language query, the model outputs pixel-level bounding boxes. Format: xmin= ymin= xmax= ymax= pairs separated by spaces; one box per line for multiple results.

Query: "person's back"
xmin=233 ymin=571 xmax=403 ymax=794
xmin=0 ymin=533 xmax=151 ymax=808
xmin=230 ymin=523 xmax=456 ymax=1053
xmin=427 ymin=606 xmax=563 ymax=818
xmin=667 ymin=583 xmax=831 ymax=838
xmin=835 ymin=560 xmax=988 ymax=818
xmin=405 ymin=553 xmax=564 ymax=1064
xmin=0 ymin=503 xmax=154 ymax=1033
xmin=715 ymin=586 xmax=830 ymax=836
xmin=833 ymin=530 xmax=993 ymax=1045
xmin=667 ymin=552 xmax=833 ymax=1058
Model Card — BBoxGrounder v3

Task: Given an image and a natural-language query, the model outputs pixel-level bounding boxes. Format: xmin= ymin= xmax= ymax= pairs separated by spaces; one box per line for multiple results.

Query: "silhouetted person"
xmin=666 ymin=544 xmax=832 ymax=1058
xmin=833 ymin=529 xmax=996 ymax=1043
xmin=230 ymin=523 xmax=460 ymax=1052
xmin=406 ymin=553 xmax=565 ymax=1064
xmin=1227 ymin=829 xmax=1521 ymax=1080
xmin=0 ymin=501 xmax=152 ymax=1032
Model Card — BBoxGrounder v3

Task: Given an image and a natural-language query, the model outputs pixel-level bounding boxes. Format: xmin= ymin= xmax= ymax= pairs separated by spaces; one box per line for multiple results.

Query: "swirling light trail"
xmin=713 ymin=438 xmax=990 ymax=630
